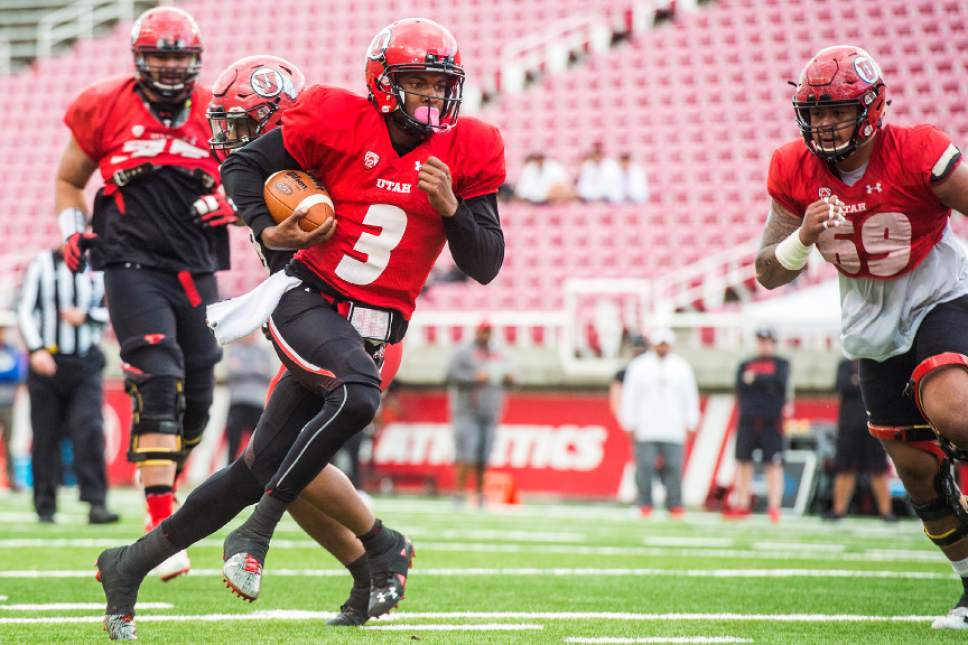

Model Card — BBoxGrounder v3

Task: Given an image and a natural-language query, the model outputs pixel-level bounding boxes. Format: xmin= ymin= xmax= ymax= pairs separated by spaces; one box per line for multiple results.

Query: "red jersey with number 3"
xmin=63 ymin=77 xmax=228 ymax=271
xmin=282 ymin=86 xmax=505 ymax=318
xmin=767 ymin=123 xmax=962 ymax=280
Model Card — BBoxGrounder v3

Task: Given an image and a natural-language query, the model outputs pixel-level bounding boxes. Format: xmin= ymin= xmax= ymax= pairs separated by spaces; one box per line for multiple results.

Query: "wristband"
xmin=774 ymin=229 xmax=812 ymax=271
xmin=58 ymin=208 xmax=87 ymax=242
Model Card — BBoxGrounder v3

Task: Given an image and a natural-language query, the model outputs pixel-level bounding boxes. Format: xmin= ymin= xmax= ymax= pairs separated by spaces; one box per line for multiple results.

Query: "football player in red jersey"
xmin=207 ymin=54 xmax=396 ymax=626
xmin=56 ymin=6 xmax=238 ymax=585
xmin=758 ymin=45 xmax=968 ymax=630
xmin=95 ymin=18 xmax=503 ymax=639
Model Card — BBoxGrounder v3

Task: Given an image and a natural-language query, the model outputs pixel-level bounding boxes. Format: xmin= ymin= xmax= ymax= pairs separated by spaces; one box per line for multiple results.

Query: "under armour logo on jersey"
xmin=414 ymin=160 xmax=422 ymax=172
xmin=363 ymin=151 xmax=380 ymax=170
xmin=866 ymin=182 xmax=882 ymax=194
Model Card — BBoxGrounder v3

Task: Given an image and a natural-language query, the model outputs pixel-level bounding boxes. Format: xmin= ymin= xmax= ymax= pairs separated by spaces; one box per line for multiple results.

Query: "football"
xmin=263 ymin=170 xmax=335 ymax=232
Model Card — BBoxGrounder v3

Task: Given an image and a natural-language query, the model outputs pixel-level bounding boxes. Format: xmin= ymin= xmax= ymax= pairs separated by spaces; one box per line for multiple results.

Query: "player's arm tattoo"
xmin=755 ymin=201 xmax=807 ymax=290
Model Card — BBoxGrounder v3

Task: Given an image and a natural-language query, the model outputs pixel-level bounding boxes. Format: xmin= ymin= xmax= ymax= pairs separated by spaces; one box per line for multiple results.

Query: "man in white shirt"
xmin=619 ymin=329 xmax=699 ymax=517
xmin=619 ymin=152 xmax=650 ymax=204
xmin=515 ymin=152 xmax=573 ymax=204
xmin=576 ymin=142 xmax=623 ymax=203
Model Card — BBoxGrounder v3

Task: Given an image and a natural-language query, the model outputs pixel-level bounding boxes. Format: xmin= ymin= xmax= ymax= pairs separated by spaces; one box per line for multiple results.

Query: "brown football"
xmin=263 ymin=170 xmax=335 ymax=232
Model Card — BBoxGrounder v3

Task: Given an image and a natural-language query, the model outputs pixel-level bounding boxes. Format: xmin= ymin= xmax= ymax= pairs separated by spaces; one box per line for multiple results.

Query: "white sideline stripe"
xmin=752 ymin=542 xmax=845 ymax=553
xmin=0 ymin=567 xmax=953 ymax=580
xmin=0 ymin=602 xmax=172 ymax=611
xmin=564 ymin=638 xmax=752 ymax=644
xmin=643 ymin=537 xmax=734 ymax=548
xmin=0 ymin=531 xmax=943 ymax=562
xmin=364 ymin=623 xmax=543 ymax=632
xmin=0 ymin=611 xmax=940 ymax=625
xmin=0 ymin=537 xmax=942 ymax=565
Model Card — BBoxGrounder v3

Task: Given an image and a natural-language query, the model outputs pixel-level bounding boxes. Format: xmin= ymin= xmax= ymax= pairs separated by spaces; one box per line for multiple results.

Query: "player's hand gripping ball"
xmin=263 ymin=170 xmax=336 ymax=232
xmin=800 ymin=194 xmax=847 ymax=245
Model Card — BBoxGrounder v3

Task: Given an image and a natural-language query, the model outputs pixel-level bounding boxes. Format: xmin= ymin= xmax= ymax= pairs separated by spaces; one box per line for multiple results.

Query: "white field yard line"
xmin=0 ymin=567 xmax=954 ymax=580
xmin=0 ymin=537 xmax=942 ymax=565
xmin=0 ymin=610 xmax=942 ymax=626
xmin=0 ymin=602 xmax=171 ymax=611
xmin=563 ymin=638 xmax=752 ymax=644
xmin=363 ymin=623 xmax=543 ymax=631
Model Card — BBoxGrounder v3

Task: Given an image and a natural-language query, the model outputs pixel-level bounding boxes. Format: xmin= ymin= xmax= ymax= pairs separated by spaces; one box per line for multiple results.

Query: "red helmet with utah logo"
xmin=792 ymin=45 xmax=889 ymax=162
xmin=130 ymin=6 xmax=203 ymax=100
xmin=207 ymin=55 xmax=306 ymax=160
xmin=365 ymin=18 xmax=465 ymax=134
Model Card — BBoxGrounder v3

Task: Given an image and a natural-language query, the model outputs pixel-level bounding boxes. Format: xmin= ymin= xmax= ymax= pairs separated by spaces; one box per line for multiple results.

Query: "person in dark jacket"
xmin=726 ymin=327 xmax=791 ymax=523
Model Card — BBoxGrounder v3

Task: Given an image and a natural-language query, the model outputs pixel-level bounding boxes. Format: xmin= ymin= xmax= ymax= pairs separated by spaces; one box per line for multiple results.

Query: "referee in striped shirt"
xmin=17 ymin=246 xmax=118 ymax=524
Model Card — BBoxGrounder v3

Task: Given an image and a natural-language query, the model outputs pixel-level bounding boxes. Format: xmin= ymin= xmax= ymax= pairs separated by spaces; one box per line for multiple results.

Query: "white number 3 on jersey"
xmin=334 ymin=204 xmax=408 ymax=285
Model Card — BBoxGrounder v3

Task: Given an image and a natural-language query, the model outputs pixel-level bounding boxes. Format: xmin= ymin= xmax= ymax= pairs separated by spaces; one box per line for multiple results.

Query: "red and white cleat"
xmin=154 ymin=550 xmax=190 ymax=582
xmin=222 ymin=552 xmax=262 ymax=602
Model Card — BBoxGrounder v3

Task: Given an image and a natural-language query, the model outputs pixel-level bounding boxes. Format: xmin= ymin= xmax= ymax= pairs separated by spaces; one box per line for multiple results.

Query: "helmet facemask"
xmin=375 ymin=61 xmax=465 ymax=136
xmin=794 ymin=98 xmax=871 ymax=162
xmin=135 ymin=49 xmax=202 ymax=100
xmin=207 ymin=103 xmax=276 ymax=160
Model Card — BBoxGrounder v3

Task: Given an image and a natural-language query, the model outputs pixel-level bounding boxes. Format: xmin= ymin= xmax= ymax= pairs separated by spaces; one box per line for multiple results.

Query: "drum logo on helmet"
xmin=250 ymin=67 xmax=286 ymax=98
xmin=367 ymin=27 xmax=392 ymax=61
xmin=853 ymin=56 xmax=880 ymax=84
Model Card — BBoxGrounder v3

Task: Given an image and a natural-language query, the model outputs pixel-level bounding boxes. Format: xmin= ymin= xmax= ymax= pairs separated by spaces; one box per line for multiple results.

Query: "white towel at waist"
xmin=206 ymin=271 xmax=302 ymax=345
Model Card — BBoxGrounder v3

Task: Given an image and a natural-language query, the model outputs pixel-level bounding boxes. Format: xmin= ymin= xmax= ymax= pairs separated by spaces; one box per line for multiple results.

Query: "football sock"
xmin=120 ymin=527 xmax=180 ymax=579
xmin=358 ymin=519 xmax=395 ymax=555
xmin=163 ymin=460 xmax=264 ymax=549
xmin=145 ymin=485 xmax=173 ymax=528
xmin=229 ymin=493 xmax=288 ymax=563
xmin=346 ymin=554 xmax=371 ymax=589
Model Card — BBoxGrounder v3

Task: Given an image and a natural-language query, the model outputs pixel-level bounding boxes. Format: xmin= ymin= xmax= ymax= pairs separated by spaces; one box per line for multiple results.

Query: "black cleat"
xmin=326 ymin=585 xmax=370 ymax=626
xmin=367 ymin=528 xmax=414 ymax=618
xmin=96 ymin=547 xmax=144 ymax=640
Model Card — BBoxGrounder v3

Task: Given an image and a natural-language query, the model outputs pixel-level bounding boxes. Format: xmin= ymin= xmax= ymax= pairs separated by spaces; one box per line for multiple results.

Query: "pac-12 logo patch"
xmin=250 ymin=67 xmax=285 ymax=98
xmin=364 ymin=151 xmax=380 ymax=169
xmin=818 ymin=186 xmax=832 ymax=200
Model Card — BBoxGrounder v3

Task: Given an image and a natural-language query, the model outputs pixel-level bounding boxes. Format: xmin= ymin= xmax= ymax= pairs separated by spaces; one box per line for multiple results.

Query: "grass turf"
xmin=0 ymin=489 xmax=964 ymax=643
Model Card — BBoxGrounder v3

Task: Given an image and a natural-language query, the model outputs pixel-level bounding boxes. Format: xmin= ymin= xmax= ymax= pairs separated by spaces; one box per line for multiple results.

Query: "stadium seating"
xmin=1 ymin=0 xmax=966 ymax=336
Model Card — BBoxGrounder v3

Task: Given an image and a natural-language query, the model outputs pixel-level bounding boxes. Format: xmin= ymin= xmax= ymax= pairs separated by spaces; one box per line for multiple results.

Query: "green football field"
xmin=0 ymin=489 xmax=965 ymax=644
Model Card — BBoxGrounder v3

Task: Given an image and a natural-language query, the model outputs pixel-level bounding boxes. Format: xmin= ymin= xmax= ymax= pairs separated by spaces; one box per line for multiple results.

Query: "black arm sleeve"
xmin=442 ymin=193 xmax=504 ymax=285
xmin=220 ymin=129 xmax=301 ymax=241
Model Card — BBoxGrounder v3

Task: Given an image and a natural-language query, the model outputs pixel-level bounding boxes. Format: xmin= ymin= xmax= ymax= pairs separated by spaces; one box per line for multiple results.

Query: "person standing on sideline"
xmin=824 ymin=358 xmax=897 ymax=521
xmin=223 ymin=331 xmax=276 ymax=464
xmin=0 ymin=325 xmax=25 ymax=491
xmin=609 ymin=335 xmax=649 ymax=420
xmin=619 ymin=329 xmax=699 ymax=518
xmin=17 ymin=246 xmax=118 ymax=524
xmin=727 ymin=327 xmax=791 ymax=523
xmin=446 ymin=321 xmax=513 ymax=506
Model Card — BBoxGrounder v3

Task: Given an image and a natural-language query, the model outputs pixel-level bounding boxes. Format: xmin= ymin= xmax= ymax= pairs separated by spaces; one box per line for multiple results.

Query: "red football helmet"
xmin=130 ymin=7 xmax=203 ymax=100
xmin=207 ymin=55 xmax=306 ymax=160
xmin=365 ymin=18 xmax=465 ymax=135
xmin=793 ymin=45 xmax=888 ymax=162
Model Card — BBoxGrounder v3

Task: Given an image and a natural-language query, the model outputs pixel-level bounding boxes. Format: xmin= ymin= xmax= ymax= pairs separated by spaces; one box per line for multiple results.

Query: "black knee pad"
xmin=128 ymin=375 xmax=182 ymax=419
xmin=126 ymin=376 xmax=183 ymax=465
xmin=911 ymin=460 xmax=968 ymax=547
xmin=340 ymin=383 xmax=382 ymax=430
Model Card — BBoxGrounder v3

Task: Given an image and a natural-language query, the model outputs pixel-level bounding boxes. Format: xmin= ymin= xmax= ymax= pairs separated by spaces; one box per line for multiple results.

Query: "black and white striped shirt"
xmin=17 ymin=249 xmax=107 ymax=356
